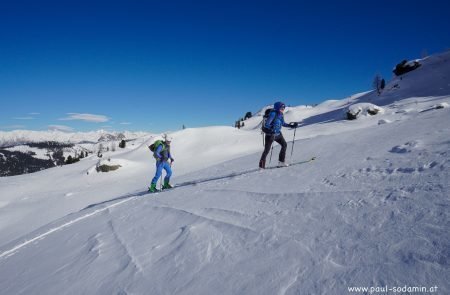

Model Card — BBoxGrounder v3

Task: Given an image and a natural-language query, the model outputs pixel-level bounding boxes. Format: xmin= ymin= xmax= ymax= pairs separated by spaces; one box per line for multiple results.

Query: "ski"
xmin=291 ymin=156 xmax=316 ymax=165
xmin=145 ymin=184 xmax=180 ymax=194
xmin=147 ymin=186 xmax=176 ymax=194
xmin=264 ymin=156 xmax=316 ymax=170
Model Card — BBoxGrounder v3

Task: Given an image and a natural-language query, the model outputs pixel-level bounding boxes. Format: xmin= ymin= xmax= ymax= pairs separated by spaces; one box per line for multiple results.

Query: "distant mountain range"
xmin=0 ymin=131 xmax=152 ymax=177
xmin=0 ymin=130 xmax=150 ymax=148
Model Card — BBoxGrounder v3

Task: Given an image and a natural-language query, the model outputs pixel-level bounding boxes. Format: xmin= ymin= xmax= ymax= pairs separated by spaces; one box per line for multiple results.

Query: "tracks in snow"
xmin=0 ymin=198 xmax=132 ymax=260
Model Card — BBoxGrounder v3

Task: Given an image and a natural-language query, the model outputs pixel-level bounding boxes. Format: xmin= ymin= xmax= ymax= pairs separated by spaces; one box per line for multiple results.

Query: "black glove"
xmin=289 ymin=122 xmax=299 ymax=128
xmin=170 ymin=157 xmax=175 ymax=162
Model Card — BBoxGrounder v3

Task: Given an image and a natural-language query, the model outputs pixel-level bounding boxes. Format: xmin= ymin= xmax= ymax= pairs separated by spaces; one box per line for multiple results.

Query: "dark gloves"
xmin=170 ymin=157 xmax=175 ymax=162
xmin=289 ymin=122 xmax=299 ymax=128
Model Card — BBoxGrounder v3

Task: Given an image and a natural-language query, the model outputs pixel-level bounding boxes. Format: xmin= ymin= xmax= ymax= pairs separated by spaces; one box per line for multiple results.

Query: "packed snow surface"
xmin=0 ymin=51 xmax=449 ymax=294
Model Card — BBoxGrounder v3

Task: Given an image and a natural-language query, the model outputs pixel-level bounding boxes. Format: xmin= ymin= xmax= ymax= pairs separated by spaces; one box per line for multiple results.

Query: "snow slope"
xmin=0 ymin=127 xmax=263 ymax=247
xmin=0 ymin=51 xmax=449 ymax=294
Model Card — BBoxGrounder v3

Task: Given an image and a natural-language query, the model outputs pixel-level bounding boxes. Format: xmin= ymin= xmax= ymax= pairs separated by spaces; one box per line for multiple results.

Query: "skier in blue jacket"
xmin=149 ymin=134 xmax=174 ymax=192
xmin=259 ymin=101 xmax=298 ymax=169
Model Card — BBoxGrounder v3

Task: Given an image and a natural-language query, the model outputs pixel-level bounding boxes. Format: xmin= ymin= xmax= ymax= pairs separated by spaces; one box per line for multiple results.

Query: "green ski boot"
xmin=148 ymin=183 xmax=158 ymax=193
xmin=162 ymin=180 xmax=173 ymax=190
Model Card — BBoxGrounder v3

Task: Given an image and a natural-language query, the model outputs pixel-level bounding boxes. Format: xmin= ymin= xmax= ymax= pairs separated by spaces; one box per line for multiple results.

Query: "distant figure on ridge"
xmin=148 ymin=134 xmax=175 ymax=192
xmin=259 ymin=101 xmax=298 ymax=169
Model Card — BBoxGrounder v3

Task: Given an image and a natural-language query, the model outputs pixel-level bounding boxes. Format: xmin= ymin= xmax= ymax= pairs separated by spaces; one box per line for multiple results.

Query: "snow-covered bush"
xmin=346 ymin=103 xmax=384 ymax=120
xmin=88 ymin=158 xmax=134 ymax=174
xmin=378 ymin=119 xmax=391 ymax=125
xmin=96 ymin=164 xmax=121 ymax=173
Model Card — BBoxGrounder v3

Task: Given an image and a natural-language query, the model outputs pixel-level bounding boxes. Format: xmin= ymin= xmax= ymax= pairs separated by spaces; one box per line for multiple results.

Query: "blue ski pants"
xmin=151 ymin=161 xmax=172 ymax=184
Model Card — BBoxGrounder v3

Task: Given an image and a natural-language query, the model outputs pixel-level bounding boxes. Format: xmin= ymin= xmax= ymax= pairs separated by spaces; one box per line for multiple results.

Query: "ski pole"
xmin=269 ymin=143 xmax=274 ymax=165
xmin=290 ymin=127 xmax=297 ymax=160
xmin=159 ymin=162 xmax=163 ymax=190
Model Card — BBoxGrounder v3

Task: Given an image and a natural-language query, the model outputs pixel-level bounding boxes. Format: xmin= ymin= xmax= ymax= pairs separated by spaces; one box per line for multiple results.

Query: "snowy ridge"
xmin=241 ymin=50 xmax=450 ymax=132
xmin=0 ymin=51 xmax=449 ymax=294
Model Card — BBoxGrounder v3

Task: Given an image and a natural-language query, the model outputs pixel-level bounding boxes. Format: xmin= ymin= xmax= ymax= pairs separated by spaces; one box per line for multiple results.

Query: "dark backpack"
xmin=261 ymin=108 xmax=275 ymax=134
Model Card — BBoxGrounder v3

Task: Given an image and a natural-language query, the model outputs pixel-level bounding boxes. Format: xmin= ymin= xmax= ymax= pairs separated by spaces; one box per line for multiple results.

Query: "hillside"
xmin=0 ymin=51 xmax=449 ymax=294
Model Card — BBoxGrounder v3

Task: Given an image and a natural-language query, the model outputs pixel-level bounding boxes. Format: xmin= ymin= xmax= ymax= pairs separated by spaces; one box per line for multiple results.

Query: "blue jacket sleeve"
xmin=155 ymin=145 xmax=163 ymax=159
xmin=265 ymin=111 xmax=276 ymax=130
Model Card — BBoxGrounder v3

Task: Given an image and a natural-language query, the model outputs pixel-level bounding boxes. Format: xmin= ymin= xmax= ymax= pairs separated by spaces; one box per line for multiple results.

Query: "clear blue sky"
xmin=1 ymin=0 xmax=449 ymax=133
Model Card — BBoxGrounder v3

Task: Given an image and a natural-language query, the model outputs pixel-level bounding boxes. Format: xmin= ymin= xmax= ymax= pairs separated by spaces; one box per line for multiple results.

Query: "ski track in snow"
xmin=0 ymin=197 xmax=134 ymax=259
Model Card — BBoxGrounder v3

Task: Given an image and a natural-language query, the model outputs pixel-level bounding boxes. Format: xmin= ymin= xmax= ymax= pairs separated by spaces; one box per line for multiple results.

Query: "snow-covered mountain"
xmin=0 ymin=130 xmax=153 ymax=176
xmin=0 ymin=51 xmax=449 ymax=294
xmin=0 ymin=130 xmax=150 ymax=147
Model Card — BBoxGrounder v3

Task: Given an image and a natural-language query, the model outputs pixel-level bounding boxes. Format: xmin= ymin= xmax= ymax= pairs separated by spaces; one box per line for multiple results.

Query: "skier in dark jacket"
xmin=259 ymin=101 xmax=298 ymax=169
xmin=149 ymin=134 xmax=174 ymax=192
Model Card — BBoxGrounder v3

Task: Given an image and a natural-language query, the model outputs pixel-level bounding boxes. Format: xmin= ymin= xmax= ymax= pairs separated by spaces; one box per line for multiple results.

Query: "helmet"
xmin=274 ymin=101 xmax=286 ymax=111
xmin=163 ymin=134 xmax=173 ymax=142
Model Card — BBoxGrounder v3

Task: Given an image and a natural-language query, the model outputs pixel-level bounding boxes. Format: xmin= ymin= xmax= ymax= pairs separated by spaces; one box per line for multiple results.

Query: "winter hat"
xmin=163 ymin=134 xmax=173 ymax=142
xmin=274 ymin=101 xmax=286 ymax=111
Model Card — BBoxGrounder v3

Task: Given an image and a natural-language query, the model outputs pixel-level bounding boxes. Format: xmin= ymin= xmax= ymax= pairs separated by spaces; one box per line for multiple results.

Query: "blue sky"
xmin=1 ymin=0 xmax=449 ymax=133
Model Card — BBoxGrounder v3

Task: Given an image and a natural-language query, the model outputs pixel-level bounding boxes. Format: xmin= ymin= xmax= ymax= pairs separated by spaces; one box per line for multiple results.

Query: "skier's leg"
xmin=259 ymin=134 xmax=274 ymax=168
xmin=151 ymin=161 xmax=163 ymax=184
xmin=149 ymin=161 xmax=164 ymax=192
xmin=161 ymin=162 xmax=173 ymax=189
xmin=163 ymin=162 xmax=172 ymax=183
xmin=275 ymin=134 xmax=288 ymax=162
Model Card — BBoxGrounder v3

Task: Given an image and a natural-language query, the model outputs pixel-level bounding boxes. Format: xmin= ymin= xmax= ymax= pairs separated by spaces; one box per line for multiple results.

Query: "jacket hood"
xmin=274 ymin=101 xmax=286 ymax=111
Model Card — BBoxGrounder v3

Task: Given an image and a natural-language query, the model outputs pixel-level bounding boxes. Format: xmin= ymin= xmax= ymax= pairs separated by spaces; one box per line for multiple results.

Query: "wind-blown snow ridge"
xmin=0 ymin=198 xmax=132 ymax=260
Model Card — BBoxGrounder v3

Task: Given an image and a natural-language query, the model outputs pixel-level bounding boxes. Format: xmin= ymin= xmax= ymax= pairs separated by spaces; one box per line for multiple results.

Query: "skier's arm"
xmin=154 ymin=145 xmax=163 ymax=159
xmin=281 ymin=116 xmax=291 ymax=128
xmin=264 ymin=112 xmax=276 ymax=130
